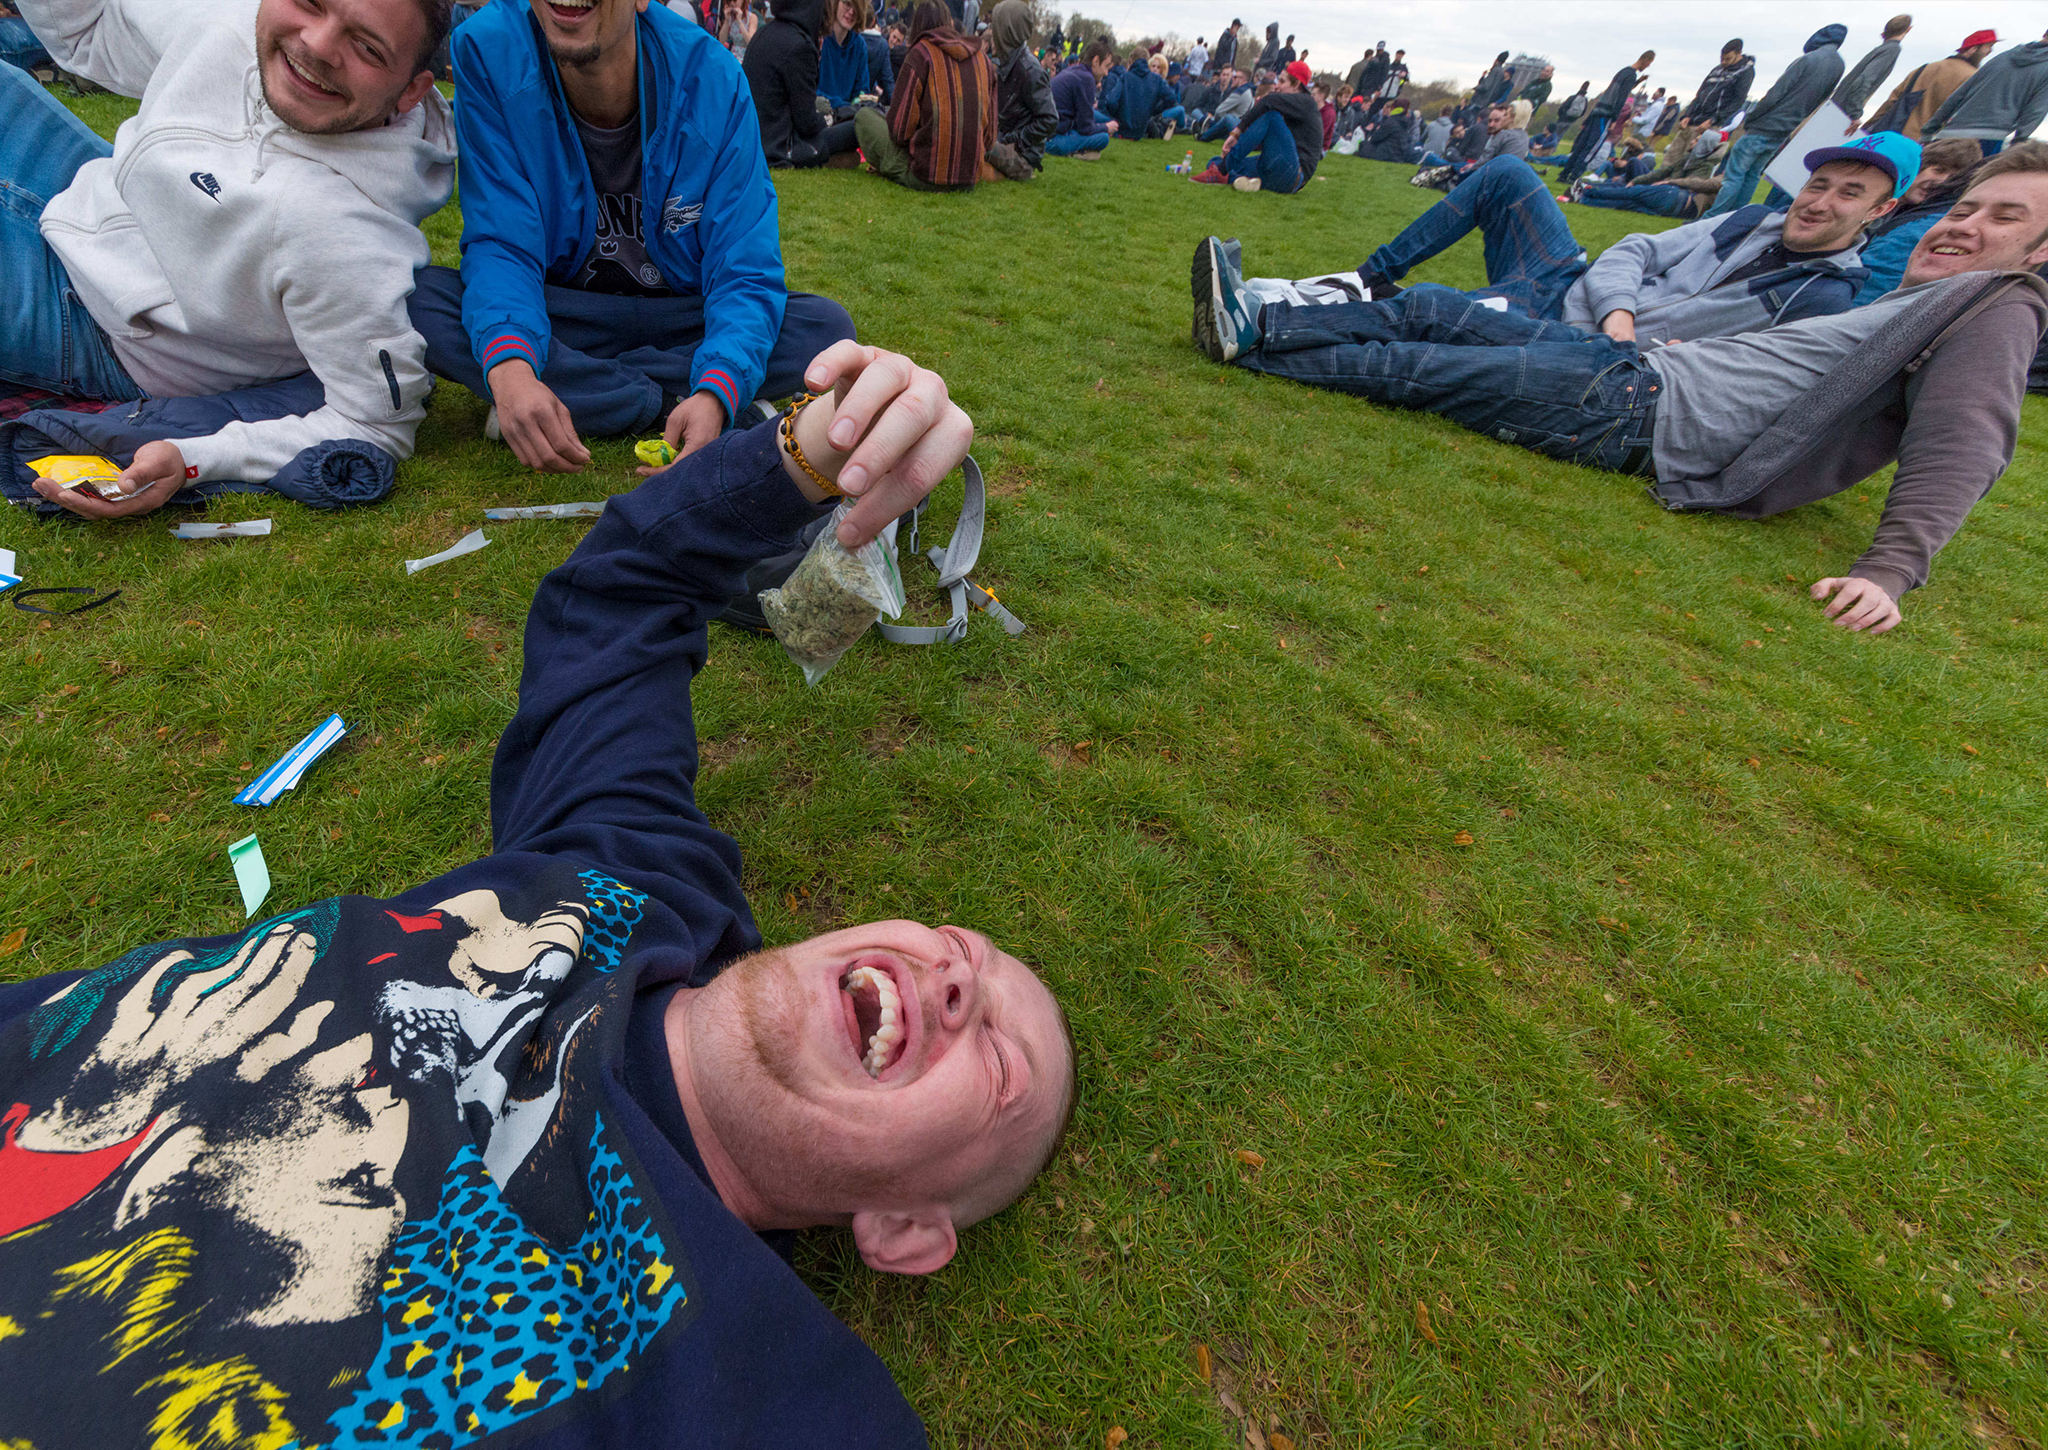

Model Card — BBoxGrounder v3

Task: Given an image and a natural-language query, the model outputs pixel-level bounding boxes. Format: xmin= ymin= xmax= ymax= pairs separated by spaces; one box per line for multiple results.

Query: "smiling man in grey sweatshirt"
xmin=1 ymin=0 xmax=455 ymax=518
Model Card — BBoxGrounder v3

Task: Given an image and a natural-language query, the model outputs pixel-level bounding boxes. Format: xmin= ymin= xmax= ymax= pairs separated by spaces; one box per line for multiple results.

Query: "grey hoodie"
xmin=1564 ymin=206 xmax=1866 ymax=343
xmin=1742 ymin=24 xmax=1848 ymax=140
xmin=1924 ymin=39 xmax=2048 ymax=142
xmin=1832 ymin=36 xmax=1901 ymax=120
xmin=22 ymin=0 xmax=455 ymax=483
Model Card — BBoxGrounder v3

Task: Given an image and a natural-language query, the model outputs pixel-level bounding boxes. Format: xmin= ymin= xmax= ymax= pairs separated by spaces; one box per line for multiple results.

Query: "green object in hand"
xmin=635 ymin=438 xmax=677 ymax=468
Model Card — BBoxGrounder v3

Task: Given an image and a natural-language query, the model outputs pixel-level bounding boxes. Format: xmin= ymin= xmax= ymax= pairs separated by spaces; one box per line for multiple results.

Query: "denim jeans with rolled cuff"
xmin=1364 ymin=155 xmax=1588 ymax=320
xmin=1236 ymin=283 xmax=1660 ymax=475
xmin=0 ymin=59 xmax=141 ymax=401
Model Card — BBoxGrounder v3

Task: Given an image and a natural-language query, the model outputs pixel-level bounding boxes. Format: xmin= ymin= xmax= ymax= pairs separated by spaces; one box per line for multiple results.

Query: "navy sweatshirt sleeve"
xmin=489 ymin=420 xmax=833 ymax=936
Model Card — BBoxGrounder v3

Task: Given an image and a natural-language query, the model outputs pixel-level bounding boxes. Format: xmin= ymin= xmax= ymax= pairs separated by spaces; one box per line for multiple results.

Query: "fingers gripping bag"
xmin=759 ymin=502 xmax=906 ymax=685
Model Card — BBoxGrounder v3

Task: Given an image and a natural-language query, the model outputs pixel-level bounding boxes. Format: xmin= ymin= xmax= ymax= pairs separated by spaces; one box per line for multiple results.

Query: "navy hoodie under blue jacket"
xmin=0 ymin=424 xmax=927 ymax=1450
xmin=452 ymin=1 xmax=786 ymax=421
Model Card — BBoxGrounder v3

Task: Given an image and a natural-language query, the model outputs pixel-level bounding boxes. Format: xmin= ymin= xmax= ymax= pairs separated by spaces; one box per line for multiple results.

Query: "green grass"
xmin=9 ymin=91 xmax=2048 ymax=1448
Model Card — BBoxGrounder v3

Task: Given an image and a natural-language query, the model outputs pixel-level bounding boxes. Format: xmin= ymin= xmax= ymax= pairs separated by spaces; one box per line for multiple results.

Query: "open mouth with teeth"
xmin=545 ymin=0 xmax=596 ymax=22
xmin=841 ymin=965 xmax=908 ymax=1078
xmin=282 ymin=49 xmax=342 ymax=98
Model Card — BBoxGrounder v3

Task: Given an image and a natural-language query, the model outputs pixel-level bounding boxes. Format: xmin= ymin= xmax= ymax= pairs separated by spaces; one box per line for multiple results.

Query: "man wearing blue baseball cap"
xmin=1210 ymin=140 xmax=1909 ymax=350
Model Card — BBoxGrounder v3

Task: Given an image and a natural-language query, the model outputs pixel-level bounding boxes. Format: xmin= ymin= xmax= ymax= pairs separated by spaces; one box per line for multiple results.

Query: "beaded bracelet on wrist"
xmin=779 ymin=393 xmax=844 ymax=498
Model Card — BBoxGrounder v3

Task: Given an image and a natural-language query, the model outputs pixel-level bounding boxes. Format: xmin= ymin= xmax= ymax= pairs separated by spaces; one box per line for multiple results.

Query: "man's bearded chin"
xmin=728 ymin=947 xmax=806 ymax=1095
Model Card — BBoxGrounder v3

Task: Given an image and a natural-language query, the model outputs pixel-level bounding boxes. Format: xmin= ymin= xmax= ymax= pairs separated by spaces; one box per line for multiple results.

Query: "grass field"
xmin=7 ymin=90 xmax=2048 ymax=1448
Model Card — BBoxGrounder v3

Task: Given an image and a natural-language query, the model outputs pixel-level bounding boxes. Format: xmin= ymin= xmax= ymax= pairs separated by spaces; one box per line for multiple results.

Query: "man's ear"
xmin=850 ymin=1208 xmax=959 ymax=1275
xmin=394 ymin=69 xmax=438 ymax=115
xmin=1870 ymin=196 xmax=1898 ymax=222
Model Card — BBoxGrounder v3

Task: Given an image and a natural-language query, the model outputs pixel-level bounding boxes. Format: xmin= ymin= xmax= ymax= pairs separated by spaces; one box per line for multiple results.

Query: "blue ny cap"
xmin=1803 ymin=130 xmax=1921 ymax=198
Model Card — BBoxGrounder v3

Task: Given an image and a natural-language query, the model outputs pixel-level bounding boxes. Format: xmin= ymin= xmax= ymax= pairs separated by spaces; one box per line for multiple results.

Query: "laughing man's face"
xmin=254 ymin=0 xmax=430 ymax=135
xmin=1903 ymin=172 xmax=2048 ymax=286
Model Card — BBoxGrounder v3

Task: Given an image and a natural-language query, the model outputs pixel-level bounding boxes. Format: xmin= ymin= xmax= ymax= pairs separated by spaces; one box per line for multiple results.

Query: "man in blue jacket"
xmin=410 ymin=0 xmax=855 ymax=473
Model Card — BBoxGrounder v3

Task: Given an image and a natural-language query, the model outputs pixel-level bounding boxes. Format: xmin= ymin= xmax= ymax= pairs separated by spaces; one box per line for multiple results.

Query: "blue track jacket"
xmin=452 ymin=0 xmax=786 ymax=420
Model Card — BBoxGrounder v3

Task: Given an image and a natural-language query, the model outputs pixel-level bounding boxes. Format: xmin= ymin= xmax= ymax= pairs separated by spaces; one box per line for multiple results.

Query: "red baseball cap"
xmin=1285 ymin=59 xmax=1311 ymax=85
xmin=1961 ymin=29 xmax=1998 ymax=49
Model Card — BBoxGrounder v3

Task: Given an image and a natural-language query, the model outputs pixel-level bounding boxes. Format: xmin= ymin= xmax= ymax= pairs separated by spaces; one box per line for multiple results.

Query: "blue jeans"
xmin=1366 ymin=156 xmax=1587 ymax=320
xmin=1224 ymin=109 xmax=1303 ymax=193
xmin=1237 ymin=284 xmax=1660 ymax=473
xmin=1200 ymin=113 xmax=1240 ymax=142
xmin=407 ymin=266 xmax=855 ymax=437
xmin=1700 ymin=131 xmax=1779 ymax=217
xmin=0 ymin=14 xmax=48 ymax=70
xmin=0 ymin=59 xmax=140 ymax=400
xmin=1046 ymin=129 xmax=1109 ymax=155
xmin=1418 ymin=149 xmax=1452 ymax=169
xmin=1159 ymin=105 xmax=1186 ymax=129
xmin=1576 ymin=180 xmax=1695 ymax=217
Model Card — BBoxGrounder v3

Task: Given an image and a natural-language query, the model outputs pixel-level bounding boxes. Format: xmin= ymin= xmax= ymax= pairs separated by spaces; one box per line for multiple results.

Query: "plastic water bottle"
xmin=1183 ymin=150 xmax=1194 ymax=172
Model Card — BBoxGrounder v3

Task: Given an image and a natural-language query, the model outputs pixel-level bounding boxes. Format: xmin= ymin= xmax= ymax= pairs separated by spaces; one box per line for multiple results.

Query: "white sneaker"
xmin=1232 ymin=176 xmax=1261 ymax=192
xmin=484 ymin=405 xmax=502 ymax=442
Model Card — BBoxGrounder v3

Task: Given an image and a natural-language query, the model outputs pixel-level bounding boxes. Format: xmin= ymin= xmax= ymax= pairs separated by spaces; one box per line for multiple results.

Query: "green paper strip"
xmin=228 ymin=834 xmax=271 ymax=919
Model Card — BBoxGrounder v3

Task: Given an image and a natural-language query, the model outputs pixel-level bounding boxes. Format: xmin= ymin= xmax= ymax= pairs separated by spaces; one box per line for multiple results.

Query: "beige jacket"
xmin=1871 ymin=53 xmax=1978 ymax=140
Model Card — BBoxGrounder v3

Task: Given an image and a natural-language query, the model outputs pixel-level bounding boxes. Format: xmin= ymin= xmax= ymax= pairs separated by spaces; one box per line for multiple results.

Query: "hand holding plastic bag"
xmin=760 ymin=502 xmax=906 ymax=685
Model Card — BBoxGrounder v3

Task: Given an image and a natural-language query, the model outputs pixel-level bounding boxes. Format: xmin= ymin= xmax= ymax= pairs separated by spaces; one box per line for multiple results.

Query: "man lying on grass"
xmin=6 ymin=0 xmax=454 ymax=518
xmin=1190 ymin=143 xmax=2048 ymax=636
xmin=0 ymin=341 xmax=1072 ymax=1450
xmin=1234 ymin=138 xmax=1919 ymax=342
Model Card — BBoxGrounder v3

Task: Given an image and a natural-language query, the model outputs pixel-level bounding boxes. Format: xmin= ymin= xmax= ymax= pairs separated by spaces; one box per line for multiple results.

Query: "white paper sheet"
xmin=483 ymin=502 xmax=606 ymax=520
xmin=171 ymin=519 xmax=273 ymax=539
xmin=1762 ymin=102 xmax=1856 ymax=199
xmin=406 ymin=529 xmax=490 ymax=575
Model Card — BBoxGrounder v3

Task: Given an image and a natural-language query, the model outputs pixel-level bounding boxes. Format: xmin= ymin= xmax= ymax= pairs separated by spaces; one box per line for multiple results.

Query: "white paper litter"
xmin=171 ymin=519 xmax=273 ymax=539
xmin=406 ymin=529 xmax=490 ymax=575
xmin=0 ymin=549 xmax=18 ymax=595
xmin=483 ymin=502 xmax=606 ymax=520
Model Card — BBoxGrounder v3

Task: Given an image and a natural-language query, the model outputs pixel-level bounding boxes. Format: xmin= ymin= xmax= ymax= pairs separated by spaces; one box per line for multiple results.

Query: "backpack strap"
xmin=874 ymin=455 xmax=1027 ymax=645
xmin=1903 ymin=273 xmax=2045 ymax=376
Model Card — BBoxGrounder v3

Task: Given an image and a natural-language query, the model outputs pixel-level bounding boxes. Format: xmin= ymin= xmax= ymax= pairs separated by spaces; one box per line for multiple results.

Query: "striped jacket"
xmin=888 ymin=30 xmax=998 ymax=188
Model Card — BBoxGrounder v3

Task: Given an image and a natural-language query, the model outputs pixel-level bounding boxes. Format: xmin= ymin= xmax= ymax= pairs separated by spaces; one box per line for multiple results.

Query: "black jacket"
xmin=743 ymin=0 xmax=827 ymax=166
xmin=1241 ymin=89 xmax=1323 ymax=175
xmin=1683 ymin=54 xmax=1755 ymax=126
xmin=996 ymin=45 xmax=1057 ymax=166
xmin=1591 ymin=63 xmax=1638 ymax=117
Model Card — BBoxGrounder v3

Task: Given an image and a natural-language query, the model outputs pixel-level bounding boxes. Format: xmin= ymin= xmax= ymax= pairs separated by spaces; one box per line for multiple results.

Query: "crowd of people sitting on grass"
xmin=4 ymin=0 xmax=2048 ymax=1443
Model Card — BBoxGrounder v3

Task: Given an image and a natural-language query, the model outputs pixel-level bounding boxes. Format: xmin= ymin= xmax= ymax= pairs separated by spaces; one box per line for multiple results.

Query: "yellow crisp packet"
xmin=28 ymin=454 xmax=124 ymax=488
xmin=634 ymin=438 xmax=676 ymax=468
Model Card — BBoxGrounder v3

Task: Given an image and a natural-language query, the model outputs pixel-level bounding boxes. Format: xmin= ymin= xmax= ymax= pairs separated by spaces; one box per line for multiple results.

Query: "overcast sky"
xmin=1093 ymin=1 xmax=2045 ymax=107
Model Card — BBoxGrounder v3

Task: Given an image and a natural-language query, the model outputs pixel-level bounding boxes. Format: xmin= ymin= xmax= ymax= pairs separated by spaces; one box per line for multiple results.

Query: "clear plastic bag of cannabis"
xmin=758 ymin=503 xmax=906 ymax=685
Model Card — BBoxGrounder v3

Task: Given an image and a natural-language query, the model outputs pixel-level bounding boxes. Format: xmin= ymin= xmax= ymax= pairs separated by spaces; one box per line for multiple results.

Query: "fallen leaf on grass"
xmin=1415 ymin=1299 xmax=1438 ymax=1342
xmin=1595 ymin=917 xmax=1628 ymax=932
xmin=1193 ymin=1342 xmax=1212 ymax=1383
xmin=1452 ymin=830 xmax=1474 ymax=846
xmin=1963 ymin=744 xmax=1979 ymax=756
xmin=0 ymin=928 xmax=24 ymax=958
xmin=1105 ymin=1428 xmax=1128 ymax=1449
xmin=58 ymin=684 xmax=80 ymax=697
xmin=1271 ymin=1435 xmax=1297 ymax=1450
xmin=1417 ymin=564 xmax=1430 ymax=574
xmin=149 ymin=812 xmax=171 ymax=824
xmin=1235 ymin=1149 xmax=1265 ymax=1169
xmin=1745 ymin=757 xmax=1761 ymax=768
